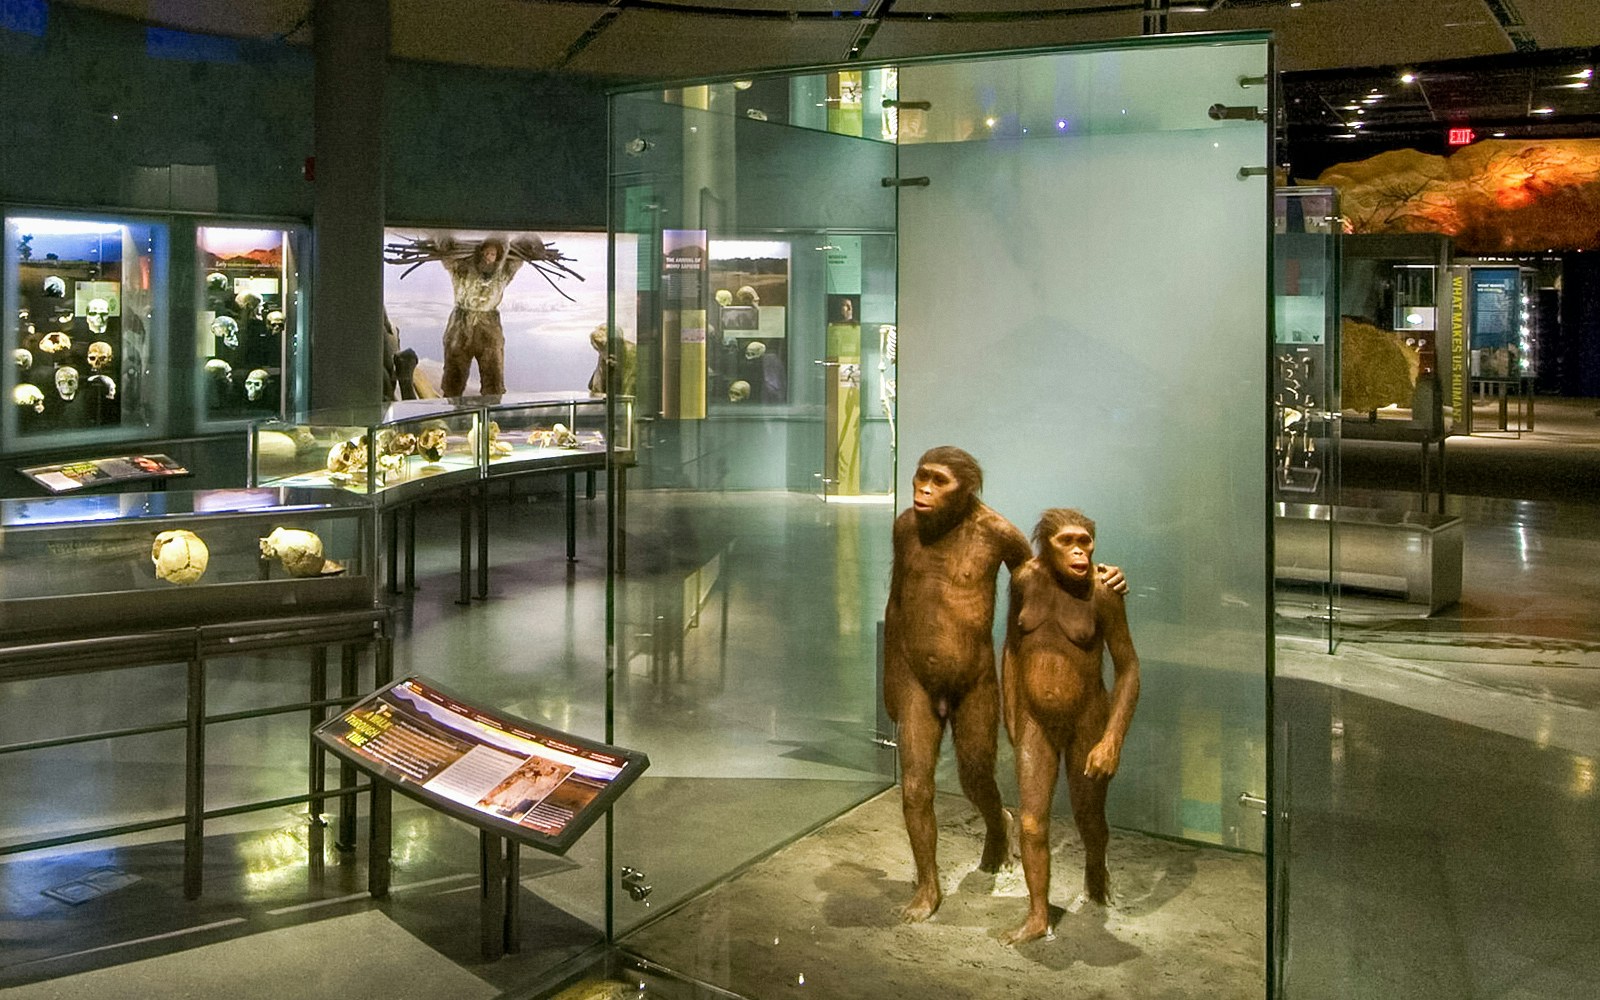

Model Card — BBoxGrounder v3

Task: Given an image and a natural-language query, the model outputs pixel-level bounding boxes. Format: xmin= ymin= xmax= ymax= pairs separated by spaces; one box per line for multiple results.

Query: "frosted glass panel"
xmin=897 ymin=38 xmax=1270 ymax=849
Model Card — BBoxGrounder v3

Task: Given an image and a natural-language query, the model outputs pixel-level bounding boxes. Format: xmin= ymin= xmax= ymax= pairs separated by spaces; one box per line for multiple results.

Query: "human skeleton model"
xmin=384 ymin=234 xmax=583 ymax=398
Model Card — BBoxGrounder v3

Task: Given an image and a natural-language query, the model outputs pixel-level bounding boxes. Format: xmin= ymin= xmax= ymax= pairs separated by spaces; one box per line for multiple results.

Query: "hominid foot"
xmin=1002 ymin=911 xmax=1052 ymax=946
xmin=901 ymin=881 xmax=943 ymax=922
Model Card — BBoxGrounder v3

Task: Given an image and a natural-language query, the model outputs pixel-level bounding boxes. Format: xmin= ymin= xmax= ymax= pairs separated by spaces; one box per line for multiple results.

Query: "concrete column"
xmin=311 ymin=0 xmax=388 ymax=410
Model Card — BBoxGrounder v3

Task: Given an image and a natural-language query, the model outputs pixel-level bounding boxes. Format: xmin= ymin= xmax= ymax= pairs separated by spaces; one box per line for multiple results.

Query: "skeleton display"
xmin=53 ymin=366 xmax=79 ymax=401
xmin=152 ymin=529 xmax=209 ymax=585
xmin=87 ymin=341 xmax=113 ymax=371
xmin=259 ymin=527 xmax=328 ymax=578
xmin=13 ymin=384 xmax=44 ymax=412
xmin=85 ymin=298 xmax=111 ymax=335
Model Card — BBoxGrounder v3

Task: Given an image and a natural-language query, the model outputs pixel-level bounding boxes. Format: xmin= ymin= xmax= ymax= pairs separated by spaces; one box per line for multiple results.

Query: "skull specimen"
xmin=14 ymin=348 xmax=32 ymax=371
xmin=87 ymin=341 xmax=113 ymax=371
xmin=13 ymin=384 xmax=45 ymax=413
xmin=87 ymin=374 xmax=117 ymax=400
xmin=244 ymin=368 xmax=269 ymax=401
xmin=152 ymin=529 xmax=209 ymax=585
xmin=42 ymin=275 xmax=66 ymax=298
xmin=417 ymin=427 xmax=448 ymax=462
xmin=38 ymin=331 xmax=72 ymax=357
xmin=260 ymin=527 xmax=326 ymax=577
xmin=211 ymin=315 xmax=240 ymax=350
xmin=266 ymin=309 xmax=286 ymax=336
xmin=54 ymin=366 xmax=80 ymax=401
xmin=469 ymin=420 xmax=513 ymax=459
xmin=85 ymin=298 xmax=111 ymax=335
xmin=327 ymin=438 xmax=369 ymax=476
xmin=728 ymin=379 xmax=751 ymax=402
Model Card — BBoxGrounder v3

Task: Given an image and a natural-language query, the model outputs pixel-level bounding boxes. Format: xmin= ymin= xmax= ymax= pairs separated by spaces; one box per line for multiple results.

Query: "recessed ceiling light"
xmin=1575 ymin=69 xmax=1593 ymax=80
xmin=1493 ymin=131 xmax=1507 ymax=137
xmin=1289 ymin=1 xmax=1303 ymax=8
xmin=1342 ymin=104 xmax=1360 ymax=110
xmin=1400 ymin=73 xmax=1416 ymax=84
xmin=1532 ymin=107 xmax=1555 ymax=115
xmin=1564 ymin=82 xmax=1590 ymax=90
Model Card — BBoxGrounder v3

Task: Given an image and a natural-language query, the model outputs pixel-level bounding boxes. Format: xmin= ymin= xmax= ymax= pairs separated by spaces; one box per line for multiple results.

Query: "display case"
xmin=483 ymin=392 xmax=629 ymax=471
xmin=195 ymin=224 xmax=308 ymax=426
xmin=251 ymin=401 xmax=481 ymax=498
xmin=0 ymin=487 xmax=376 ymax=640
xmin=4 ymin=210 xmax=168 ymax=448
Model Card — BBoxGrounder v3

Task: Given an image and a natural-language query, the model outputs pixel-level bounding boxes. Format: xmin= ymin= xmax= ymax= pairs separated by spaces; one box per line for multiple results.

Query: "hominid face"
xmin=911 ymin=462 xmax=961 ymax=517
xmin=1046 ymin=523 xmax=1095 ymax=583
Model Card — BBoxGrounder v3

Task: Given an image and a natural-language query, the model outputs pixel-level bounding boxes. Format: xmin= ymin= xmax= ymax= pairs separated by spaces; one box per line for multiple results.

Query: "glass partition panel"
xmin=607 ymin=87 xmax=899 ymax=941
xmin=896 ymin=36 xmax=1271 ymax=854
xmin=1274 ymin=187 xmax=1342 ymax=650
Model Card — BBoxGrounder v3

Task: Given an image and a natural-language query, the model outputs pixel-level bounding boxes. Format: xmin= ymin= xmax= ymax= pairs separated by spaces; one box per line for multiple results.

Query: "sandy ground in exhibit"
xmin=618 ymin=788 xmax=1265 ymax=1000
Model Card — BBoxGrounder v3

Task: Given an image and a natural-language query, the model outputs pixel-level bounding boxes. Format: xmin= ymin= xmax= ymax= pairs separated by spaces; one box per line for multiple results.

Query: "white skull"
xmin=211 ymin=315 xmax=240 ymax=349
xmin=42 ymin=275 xmax=66 ymax=298
xmin=266 ymin=309 xmax=286 ymax=335
xmin=12 ymin=384 xmax=44 ymax=413
xmin=728 ymin=380 xmax=751 ymax=402
xmin=39 ymin=331 xmax=71 ymax=356
xmin=54 ymin=365 xmax=79 ymax=401
xmin=260 ymin=527 xmax=326 ymax=578
xmin=87 ymin=341 xmax=113 ymax=371
xmin=244 ymin=368 xmax=269 ymax=401
xmin=88 ymin=374 xmax=117 ymax=400
xmin=205 ymin=358 xmax=232 ymax=379
xmin=14 ymin=348 xmax=32 ymax=370
xmin=152 ymin=529 xmax=209 ymax=585
xmin=85 ymin=297 xmax=111 ymax=335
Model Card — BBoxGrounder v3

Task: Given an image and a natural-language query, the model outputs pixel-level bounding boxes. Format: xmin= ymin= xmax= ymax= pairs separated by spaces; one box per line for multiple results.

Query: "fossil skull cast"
xmin=469 ymin=420 xmax=514 ymax=459
xmin=87 ymin=341 xmax=114 ymax=371
xmin=38 ymin=331 xmax=72 ymax=358
xmin=13 ymin=384 xmax=45 ymax=413
xmin=417 ymin=426 xmax=448 ymax=463
xmin=260 ymin=527 xmax=327 ymax=578
xmin=14 ymin=348 xmax=32 ymax=371
xmin=266 ymin=309 xmax=286 ymax=336
xmin=380 ymin=431 xmax=418 ymax=457
xmin=88 ymin=374 xmax=117 ymax=400
xmin=727 ymin=379 xmax=751 ymax=403
xmin=529 ymin=422 xmax=579 ymax=448
xmin=85 ymin=298 xmax=111 ymax=335
xmin=152 ymin=529 xmax=209 ymax=585
xmin=54 ymin=365 xmax=80 ymax=401
xmin=211 ymin=315 xmax=240 ymax=350
xmin=326 ymin=437 xmax=369 ymax=477
xmin=244 ymin=368 xmax=270 ymax=402
xmin=42 ymin=275 xmax=66 ymax=298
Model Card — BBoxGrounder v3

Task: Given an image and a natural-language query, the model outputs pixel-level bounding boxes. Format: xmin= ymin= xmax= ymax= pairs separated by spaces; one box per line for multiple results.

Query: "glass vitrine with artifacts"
xmin=482 ymin=393 xmax=629 ymax=470
xmin=251 ymin=401 xmax=481 ymax=498
xmin=0 ymin=487 xmax=376 ymax=640
xmin=195 ymin=224 xmax=308 ymax=426
xmin=4 ymin=211 xmax=168 ymax=448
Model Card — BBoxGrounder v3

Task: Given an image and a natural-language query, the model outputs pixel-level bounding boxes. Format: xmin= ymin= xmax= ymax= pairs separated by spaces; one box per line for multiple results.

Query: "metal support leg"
xmin=477 ymin=485 xmax=489 ymax=599
xmin=404 ymin=504 xmax=417 ymax=590
xmin=566 ymin=471 xmax=577 ymax=562
xmin=309 ymin=646 xmax=328 ymax=875
xmin=368 ymin=632 xmax=394 ymax=896
xmin=458 ymin=491 xmax=472 ymax=605
xmin=337 ymin=644 xmax=359 ymax=851
xmin=385 ymin=509 xmax=399 ymax=594
xmin=183 ymin=654 xmax=205 ymax=900
xmin=585 ymin=469 xmax=596 ymax=500
xmin=480 ymin=831 xmax=506 ymax=960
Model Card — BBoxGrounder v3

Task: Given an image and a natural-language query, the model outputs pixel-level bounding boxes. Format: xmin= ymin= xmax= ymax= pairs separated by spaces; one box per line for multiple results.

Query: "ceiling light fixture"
xmin=1400 ymin=72 xmax=1416 ymax=84
xmin=1575 ymin=69 xmax=1593 ymax=80
xmin=1531 ymin=107 xmax=1555 ymax=115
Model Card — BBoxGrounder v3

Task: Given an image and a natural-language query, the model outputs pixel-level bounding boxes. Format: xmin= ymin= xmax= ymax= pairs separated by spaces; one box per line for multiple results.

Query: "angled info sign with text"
xmin=315 ymin=675 xmax=648 ymax=853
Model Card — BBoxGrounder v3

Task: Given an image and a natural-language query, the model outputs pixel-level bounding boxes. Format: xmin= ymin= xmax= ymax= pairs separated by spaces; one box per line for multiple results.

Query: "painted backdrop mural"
xmin=382 ymin=228 xmax=638 ymax=396
xmin=1315 ymin=138 xmax=1600 ymax=252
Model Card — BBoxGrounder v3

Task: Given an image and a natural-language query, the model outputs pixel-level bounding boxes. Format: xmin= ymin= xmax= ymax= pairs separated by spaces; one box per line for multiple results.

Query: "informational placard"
xmin=19 ymin=453 xmax=189 ymax=493
xmin=315 ymin=675 xmax=648 ymax=854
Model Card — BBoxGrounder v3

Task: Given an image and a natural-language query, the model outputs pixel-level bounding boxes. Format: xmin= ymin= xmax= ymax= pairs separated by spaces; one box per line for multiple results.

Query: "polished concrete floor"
xmin=3 ymin=398 xmax=1599 ymax=998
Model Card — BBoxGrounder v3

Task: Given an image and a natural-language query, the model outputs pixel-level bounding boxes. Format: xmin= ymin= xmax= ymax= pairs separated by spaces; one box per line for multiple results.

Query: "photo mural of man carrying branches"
xmin=384 ymin=233 xmax=583 ymax=397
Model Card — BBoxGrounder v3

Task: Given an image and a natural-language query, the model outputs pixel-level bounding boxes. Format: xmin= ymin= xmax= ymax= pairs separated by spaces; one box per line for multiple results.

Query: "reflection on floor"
xmin=620 ymin=788 xmax=1264 ymax=1000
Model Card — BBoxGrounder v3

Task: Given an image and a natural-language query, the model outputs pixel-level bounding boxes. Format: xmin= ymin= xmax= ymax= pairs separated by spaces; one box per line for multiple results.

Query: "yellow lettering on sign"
xmin=1450 ymin=274 xmax=1466 ymax=416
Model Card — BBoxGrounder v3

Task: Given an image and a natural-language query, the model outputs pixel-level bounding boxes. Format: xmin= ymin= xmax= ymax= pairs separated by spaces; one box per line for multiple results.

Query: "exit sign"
xmin=1448 ymin=127 xmax=1476 ymax=146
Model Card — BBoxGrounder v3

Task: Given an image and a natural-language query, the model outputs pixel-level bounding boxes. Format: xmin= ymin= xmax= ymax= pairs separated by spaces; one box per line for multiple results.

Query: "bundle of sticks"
xmin=383 ymin=235 xmax=585 ymax=300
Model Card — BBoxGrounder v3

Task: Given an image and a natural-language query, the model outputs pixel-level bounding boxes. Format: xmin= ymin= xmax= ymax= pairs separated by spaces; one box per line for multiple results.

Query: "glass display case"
xmin=4 ymin=210 xmax=168 ymax=448
xmin=251 ymin=401 xmax=481 ymax=498
xmin=0 ymin=487 xmax=376 ymax=640
xmin=483 ymin=392 xmax=629 ymax=471
xmin=196 ymin=224 xmax=308 ymax=426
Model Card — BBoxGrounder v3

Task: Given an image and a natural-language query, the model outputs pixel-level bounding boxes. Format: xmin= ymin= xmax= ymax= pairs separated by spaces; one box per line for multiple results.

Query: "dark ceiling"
xmin=49 ymin=0 xmax=1600 ymax=173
